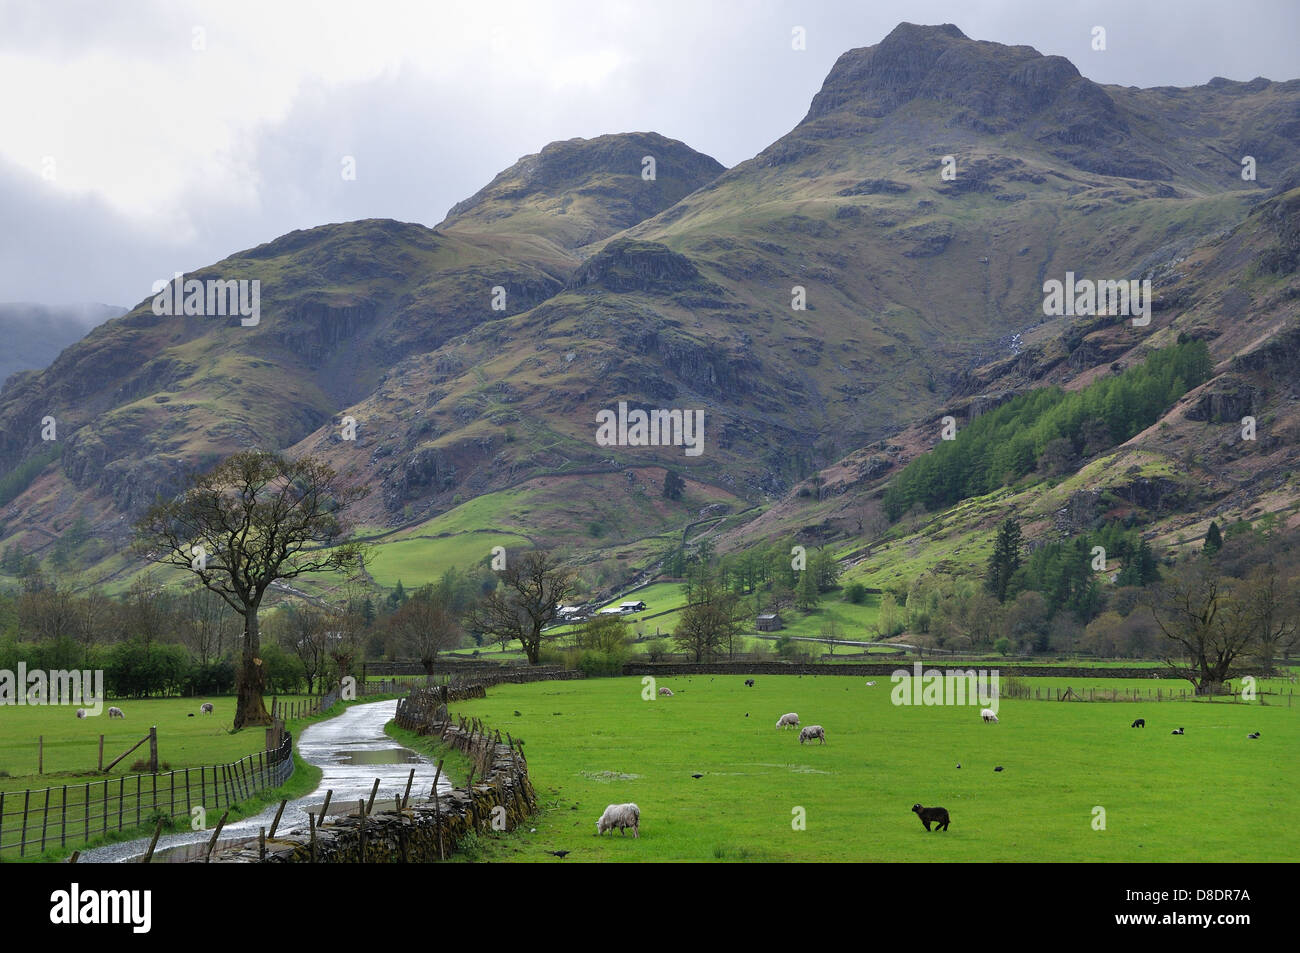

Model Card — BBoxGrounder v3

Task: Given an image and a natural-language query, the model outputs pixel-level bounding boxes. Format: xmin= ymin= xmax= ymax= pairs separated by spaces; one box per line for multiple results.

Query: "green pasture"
xmin=439 ymin=675 xmax=1299 ymax=862
xmin=0 ymin=694 xmax=322 ymax=793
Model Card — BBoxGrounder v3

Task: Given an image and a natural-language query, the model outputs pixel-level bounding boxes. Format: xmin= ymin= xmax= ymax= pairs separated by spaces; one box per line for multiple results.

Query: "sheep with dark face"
xmin=912 ymin=804 xmax=950 ymax=831
xmin=76 ymin=709 xmax=86 ymax=719
xmin=200 ymin=703 xmax=214 ymax=714
xmin=108 ymin=707 xmax=125 ymax=719
xmin=658 ymin=687 xmax=674 ymax=697
xmin=1171 ymin=727 xmax=1184 ymax=735
xmin=596 ymin=803 xmax=640 ymax=838
xmin=1248 ymin=731 xmax=1260 ymax=739
xmin=799 ymin=725 xmax=826 ymax=745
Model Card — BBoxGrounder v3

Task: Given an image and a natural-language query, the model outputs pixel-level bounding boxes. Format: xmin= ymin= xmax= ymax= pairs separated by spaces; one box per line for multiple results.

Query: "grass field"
xmin=438 ymin=675 xmax=1299 ymax=862
xmin=0 ymin=695 xmax=323 ymax=793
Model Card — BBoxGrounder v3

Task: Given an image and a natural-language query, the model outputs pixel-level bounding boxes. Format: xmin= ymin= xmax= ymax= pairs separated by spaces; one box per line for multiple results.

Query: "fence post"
xmin=204 ymin=810 xmax=229 ymax=863
xmin=60 ymin=785 xmax=67 ymax=848
xmin=149 ymin=726 xmax=158 ymax=774
xmin=39 ymin=787 xmax=50 ymax=853
xmin=320 ymin=789 xmax=333 ymax=822
xmin=268 ymin=799 xmax=287 ymax=839
xmin=98 ymin=734 xmax=104 ymax=772
xmin=358 ymin=800 xmax=367 ymax=862
xmin=20 ymin=790 xmax=30 ymax=857
xmin=38 ymin=735 xmax=43 ymax=775
xmin=308 ymin=812 xmax=317 ymax=863
xmin=365 ymin=778 xmax=380 ymax=815
xmin=142 ymin=816 xmax=165 ymax=863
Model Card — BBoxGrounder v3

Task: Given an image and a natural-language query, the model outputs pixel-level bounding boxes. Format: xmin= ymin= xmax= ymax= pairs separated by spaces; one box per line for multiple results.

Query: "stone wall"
xmin=622 ymin=661 xmax=1187 ymax=680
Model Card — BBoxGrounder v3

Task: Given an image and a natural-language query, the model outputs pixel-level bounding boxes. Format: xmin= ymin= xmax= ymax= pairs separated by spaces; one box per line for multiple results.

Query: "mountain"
xmin=1 ymin=23 xmax=1298 ymax=598
xmin=0 ymin=302 xmax=124 ymax=386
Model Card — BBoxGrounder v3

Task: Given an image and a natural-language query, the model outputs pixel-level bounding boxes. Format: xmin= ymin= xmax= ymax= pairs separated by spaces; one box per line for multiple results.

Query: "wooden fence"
xmin=0 ymin=731 xmax=294 ymax=859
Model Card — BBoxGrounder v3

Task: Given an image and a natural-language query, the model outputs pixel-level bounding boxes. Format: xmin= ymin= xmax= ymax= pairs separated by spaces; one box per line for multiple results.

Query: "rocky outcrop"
xmin=567 ymin=238 xmax=710 ymax=293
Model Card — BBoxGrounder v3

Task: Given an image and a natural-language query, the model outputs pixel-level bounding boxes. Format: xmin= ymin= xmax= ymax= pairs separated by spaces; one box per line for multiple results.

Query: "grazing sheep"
xmin=744 ymin=679 xmax=755 ymax=687
xmin=799 ymin=725 xmax=826 ymax=745
xmin=107 ymin=706 xmax=125 ymax=719
xmin=200 ymin=702 xmax=214 ymax=714
xmin=658 ymin=687 xmax=674 ymax=697
xmin=1248 ymin=731 xmax=1260 ymax=739
xmin=775 ymin=712 xmax=800 ymax=729
xmin=911 ymin=804 xmax=950 ymax=832
xmin=980 ymin=708 xmax=998 ymax=723
xmin=596 ymin=803 xmax=640 ymax=838
xmin=1131 ymin=718 xmax=1145 ymax=728
xmin=76 ymin=709 xmax=86 ymax=719
xmin=1171 ymin=727 xmax=1184 ymax=735
xmin=865 ymin=680 xmax=877 ymax=687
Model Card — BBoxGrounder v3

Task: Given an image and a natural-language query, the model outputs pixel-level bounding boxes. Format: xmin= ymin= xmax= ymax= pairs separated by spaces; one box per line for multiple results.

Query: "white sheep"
xmin=76 ymin=708 xmax=86 ymax=719
xmin=865 ymin=680 xmax=877 ymax=687
xmin=596 ymin=802 xmax=640 ymax=838
xmin=108 ymin=706 xmax=125 ymax=719
xmin=980 ymin=708 xmax=998 ymax=723
xmin=775 ymin=712 xmax=800 ymax=729
xmin=799 ymin=725 xmax=826 ymax=744
xmin=200 ymin=702 xmax=214 ymax=714
xmin=658 ymin=687 xmax=674 ymax=697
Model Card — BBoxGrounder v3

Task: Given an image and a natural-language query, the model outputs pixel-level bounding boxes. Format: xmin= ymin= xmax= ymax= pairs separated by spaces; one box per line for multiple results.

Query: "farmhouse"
xmin=755 ymin=613 xmax=783 ymax=631
xmin=618 ymin=601 xmax=647 ymax=613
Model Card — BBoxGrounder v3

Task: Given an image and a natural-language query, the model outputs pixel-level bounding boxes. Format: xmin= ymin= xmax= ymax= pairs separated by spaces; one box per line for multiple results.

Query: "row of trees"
xmin=883 ymin=338 xmax=1213 ymax=518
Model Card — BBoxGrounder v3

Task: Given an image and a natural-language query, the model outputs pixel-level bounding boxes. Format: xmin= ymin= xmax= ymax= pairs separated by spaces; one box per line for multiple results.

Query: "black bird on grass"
xmin=546 ymin=849 xmax=571 ymax=859
xmin=691 ymin=773 xmax=704 ymax=779
xmin=994 ymin=766 xmax=1004 ymax=772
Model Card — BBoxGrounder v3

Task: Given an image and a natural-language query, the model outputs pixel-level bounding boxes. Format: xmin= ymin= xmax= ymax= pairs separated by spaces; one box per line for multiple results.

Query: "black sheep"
xmin=911 ymin=803 xmax=950 ymax=831
xmin=1131 ymin=718 xmax=1145 ymax=728
xmin=744 ymin=679 xmax=755 ymax=687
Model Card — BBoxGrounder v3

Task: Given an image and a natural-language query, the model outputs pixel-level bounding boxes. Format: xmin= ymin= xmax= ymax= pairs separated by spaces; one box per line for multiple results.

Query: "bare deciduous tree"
xmin=1149 ymin=561 xmax=1257 ymax=695
xmin=389 ymin=585 xmax=462 ymax=684
xmin=135 ymin=451 xmax=369 ymax=729
xmin=465 ymin=550 xmax=575 ymax=665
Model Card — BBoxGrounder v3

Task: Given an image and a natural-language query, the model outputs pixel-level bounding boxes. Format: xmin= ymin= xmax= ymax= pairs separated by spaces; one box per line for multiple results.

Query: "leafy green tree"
xmin=662 ymin=469 xmax=686 ymax=501
xmin=985 ymin=518 xmax=1022 ymax=603
xmin=795 ymin=569 xmax=820 ymax=611
xmin=1204 ymin=520 xmax=1223 ymax=556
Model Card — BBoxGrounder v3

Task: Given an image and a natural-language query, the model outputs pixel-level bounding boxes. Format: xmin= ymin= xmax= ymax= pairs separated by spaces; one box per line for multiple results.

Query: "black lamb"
xmin=911 ymin=803 xmax=950 ymax=832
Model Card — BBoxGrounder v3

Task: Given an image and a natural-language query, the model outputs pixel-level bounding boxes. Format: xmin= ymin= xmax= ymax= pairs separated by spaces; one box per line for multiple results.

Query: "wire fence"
xmin=0 ymin=731 xmax=294 ymax=860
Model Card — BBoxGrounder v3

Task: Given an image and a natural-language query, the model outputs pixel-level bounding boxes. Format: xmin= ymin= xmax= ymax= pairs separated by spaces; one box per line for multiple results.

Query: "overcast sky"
xmin=3 ymin=0 xmax=1298 ymax=309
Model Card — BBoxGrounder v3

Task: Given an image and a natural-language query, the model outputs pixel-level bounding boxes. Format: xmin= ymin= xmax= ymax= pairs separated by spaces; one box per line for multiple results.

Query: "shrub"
xmin=577 ymin=646 xmax=629 ymax=677
xmin=843 ymin=582 xmax=867 ymax=604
